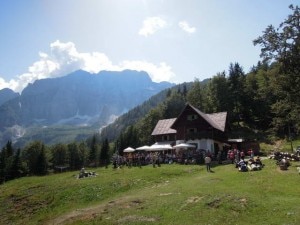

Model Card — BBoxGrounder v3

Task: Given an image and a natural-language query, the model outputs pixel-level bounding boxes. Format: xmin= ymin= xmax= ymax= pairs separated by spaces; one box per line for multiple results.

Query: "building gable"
xmin=171 ymin=103 xmax=227 ymax=132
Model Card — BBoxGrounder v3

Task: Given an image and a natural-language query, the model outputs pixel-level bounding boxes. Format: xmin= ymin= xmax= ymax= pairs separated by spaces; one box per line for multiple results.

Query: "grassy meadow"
xmin=0 ymin=158 xmax=299 ymax=225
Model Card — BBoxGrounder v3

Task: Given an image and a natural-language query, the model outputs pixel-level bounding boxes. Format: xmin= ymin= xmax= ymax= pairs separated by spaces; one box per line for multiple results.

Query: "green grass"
xmin=1 ymin=159 xmax=300 ymax=225
xmin=259 ymin=137 xmax=300 ymax=154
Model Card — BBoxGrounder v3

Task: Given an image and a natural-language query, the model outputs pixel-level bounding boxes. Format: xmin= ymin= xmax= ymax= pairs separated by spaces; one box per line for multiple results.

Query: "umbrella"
xmin=146 ymin=143 xmax=173 ymax=151
xmin=123 ymin=147 xmax=135 ymax=152
xmin=136 ymin=145 xmax=150 ymax=151
xmin=173 ymin=143 xmax=196 ymax=150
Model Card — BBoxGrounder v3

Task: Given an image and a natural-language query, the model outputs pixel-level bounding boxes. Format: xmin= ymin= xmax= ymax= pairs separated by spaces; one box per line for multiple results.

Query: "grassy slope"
xmin=1 ymin=159 xmax=299 ymax=225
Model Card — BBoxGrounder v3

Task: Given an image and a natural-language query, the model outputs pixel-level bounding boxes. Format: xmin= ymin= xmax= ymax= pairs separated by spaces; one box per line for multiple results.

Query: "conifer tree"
xmin=227 ymin=62 xmax=246 ymax=125
xmin=100 ymin=138 xmax=110 ymax=167
xmin=0 ymin=148 xmax=6 ymax=183
xmin=89 ymin=134 xmax=99 ymax=166
xmin=186 ymin=78 xmax=204 ymax=110
xmin=10 ymin=148 xmax=24 ymax=179
xmin=0 ymin=141 xmax=15 ymax=182
xmin=36 ymin=145 xmax=48 ymax=175
xmin=68 ymin=142 xmax=82 ymax=170
xmin=22 ymin=141 xmax=47 ymax=175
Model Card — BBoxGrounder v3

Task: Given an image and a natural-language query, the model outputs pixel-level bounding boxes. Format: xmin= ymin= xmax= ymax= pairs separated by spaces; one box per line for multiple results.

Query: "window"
xmin=162 ymin=135 xmax=169 ymax=141
xmin=188 ymin=128 xmax=197 ymax=133
xmin=187 ymin=114 xmax=198 ymax=121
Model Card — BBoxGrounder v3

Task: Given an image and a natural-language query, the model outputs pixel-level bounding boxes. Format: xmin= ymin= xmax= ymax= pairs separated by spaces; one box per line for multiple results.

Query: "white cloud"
xmin=0 ymin=77 xmax=9 ymax=90
xmin=0 ymin=76 xmax=18 ymax=91
xmin=178 ymin=21 xmax=196 ymax=34
xmin=119 ymin=61 xmax=175 ymax=82
xmin=2 ymin=40 xmax=175 ymax=93
xmin=138 ymin=17 xmax=167 ymax=37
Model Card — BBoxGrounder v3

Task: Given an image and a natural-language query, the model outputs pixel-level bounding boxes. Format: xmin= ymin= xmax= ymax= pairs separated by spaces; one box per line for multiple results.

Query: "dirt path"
xmin=46 ymin=196 xmax=132 ymax=225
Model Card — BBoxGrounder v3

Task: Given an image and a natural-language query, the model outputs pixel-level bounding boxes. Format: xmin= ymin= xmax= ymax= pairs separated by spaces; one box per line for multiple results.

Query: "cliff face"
xmin=0 ymin=69 xmax=174 ymax=129
xmin=0 ymin=88 xmax=19 ymax=106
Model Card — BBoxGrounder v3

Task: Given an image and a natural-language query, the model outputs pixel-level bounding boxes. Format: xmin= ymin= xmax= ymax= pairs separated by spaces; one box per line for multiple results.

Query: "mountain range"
xmin=0 ymin=70 xmax=174 ymax=147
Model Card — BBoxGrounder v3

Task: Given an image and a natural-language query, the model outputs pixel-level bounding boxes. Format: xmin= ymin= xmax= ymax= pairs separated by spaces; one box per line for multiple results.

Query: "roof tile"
xmin=151 ymin=118 xmax=177 ymax=135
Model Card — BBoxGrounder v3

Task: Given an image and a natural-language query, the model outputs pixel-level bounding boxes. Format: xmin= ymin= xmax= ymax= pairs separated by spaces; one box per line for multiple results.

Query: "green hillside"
xmin=1 ymin=158 xmax=299 ymax=225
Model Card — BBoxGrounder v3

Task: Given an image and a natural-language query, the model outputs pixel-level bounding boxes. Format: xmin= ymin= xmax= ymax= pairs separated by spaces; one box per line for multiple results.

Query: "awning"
xmin=146 ymin=143 xmax=173 ymax=151
xmin=228 ymin=139 xmax=244 ymax=143
xmin=123 ymin=147 xmax=135 ymax=152
xmin=173 ymin=143 xmax=196 ymax=149
xmin=136 ymin=145 xmax=150 ymax=151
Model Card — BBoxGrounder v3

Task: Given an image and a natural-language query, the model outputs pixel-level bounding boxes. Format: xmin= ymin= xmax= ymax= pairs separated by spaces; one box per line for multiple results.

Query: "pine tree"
xmin=51 ymin=143 xmax=68 ymax=168
xmin=100 ymin=138 xmax=110 ymax=168
xmin=0 ymin=141 xmax=15 ymax=182
xmin=10 ymin=149 xmax=24 ymax=179
xmin=36 ymin=145 xmax=48 ymax=175
xmin=68 ymin=142 xmax=82 ymax=170
xmin=78 ymin=141 xmax=88 ymax=168
xmin=22 ymin=141 xmax=46 ymax=175
xmin=186 ymin=78 xmax=204 ymax=110
xmin=0 ymin=148 xmax=6 ymax=183
xmin=89 ymin=134 xmax=99 ymax=166
xmin=227 ymin=62 xmax=246 ymax=125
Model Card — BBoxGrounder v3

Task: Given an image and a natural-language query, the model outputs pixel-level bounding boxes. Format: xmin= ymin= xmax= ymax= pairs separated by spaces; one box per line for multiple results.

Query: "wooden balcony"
xmin=186 ymin=131 xmax=226 ymax=141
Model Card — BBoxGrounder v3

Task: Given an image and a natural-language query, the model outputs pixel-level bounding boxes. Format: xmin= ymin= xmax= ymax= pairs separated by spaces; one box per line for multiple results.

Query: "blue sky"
xmin=0 ymin=0 xmax=298 ymax=92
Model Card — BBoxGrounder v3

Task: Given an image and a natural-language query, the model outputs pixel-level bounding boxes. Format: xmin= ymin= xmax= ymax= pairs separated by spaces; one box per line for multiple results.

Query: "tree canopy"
xmin=254 ymin=4 xmax=300 ymax=136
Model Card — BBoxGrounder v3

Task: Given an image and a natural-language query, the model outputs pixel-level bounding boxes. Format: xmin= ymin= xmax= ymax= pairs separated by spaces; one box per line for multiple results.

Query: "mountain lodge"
xmin=151 ymin=103 xmax=228 ymax=155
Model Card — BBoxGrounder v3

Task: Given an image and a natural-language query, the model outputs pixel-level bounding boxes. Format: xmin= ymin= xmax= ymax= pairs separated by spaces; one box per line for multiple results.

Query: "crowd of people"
xmin=78 ymin=146 xmax=300 ymax=180
xmin=73 ymin=144 xmax=300 ymax=177
xmin=268 ymin=151 xmax=300 ymax=170
xmin=112 ymin=151 xmax=200 ymax=169
xmin=236 ymin=156 xmax=264 ymax=172
xmin=111 ymin=147 xmax=265 ymax=173
xmin=226 ymin=148 xmax=264 ymax=172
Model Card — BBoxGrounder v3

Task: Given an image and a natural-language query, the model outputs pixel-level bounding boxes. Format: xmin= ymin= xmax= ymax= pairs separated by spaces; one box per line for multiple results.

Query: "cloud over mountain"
xmin=1 ymin=40 xmax=175 ymax=93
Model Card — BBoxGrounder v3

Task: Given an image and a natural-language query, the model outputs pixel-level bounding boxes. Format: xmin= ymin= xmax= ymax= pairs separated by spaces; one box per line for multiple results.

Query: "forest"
xmin=0 ymin=5 xmax=299 ymax=184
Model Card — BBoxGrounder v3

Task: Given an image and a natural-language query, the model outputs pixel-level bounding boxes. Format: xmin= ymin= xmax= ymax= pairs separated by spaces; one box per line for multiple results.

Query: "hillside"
xmin=99 ymin=82 xmax=192 ymax=141
xmin=1 ymin=159 xmax=299 ymax=225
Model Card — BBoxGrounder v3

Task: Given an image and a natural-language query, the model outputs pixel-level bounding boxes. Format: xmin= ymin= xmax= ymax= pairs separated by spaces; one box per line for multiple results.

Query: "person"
xmin=217 ymin=151 xmax=222 ymax=164
xmin=204 ymin=155 xmax=212 ymax=172
xmin=156 ymin=152 xmax=161 ymax=167
xmin=278 ymin=157 xmax=290 ymax=170
xmin=247 ymin=158 xmax=258 ymax=171
xmin=240 ymin=151 xmax=245 ymax=159
xmin=248 ymin=149 xmax=254 ymax=158
xmin=255 ymin=156 xmax=263 ymax=168
xmin=151 ymin=152 xmax=157 ymax=168
xmin=235 ymin=150 xmax=240 ymax=164
xmin=127 ymin=153 xmax=133 ymax=168
xmin=237 ymin=159 xmax=248 ymax=172
xmin=229 ymin=151 xmax=235 ymax=164
xmin=79 ymin=167 xmax=86 ymax=178
xmin=136 ymin=152 xmax=142 ymax=168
